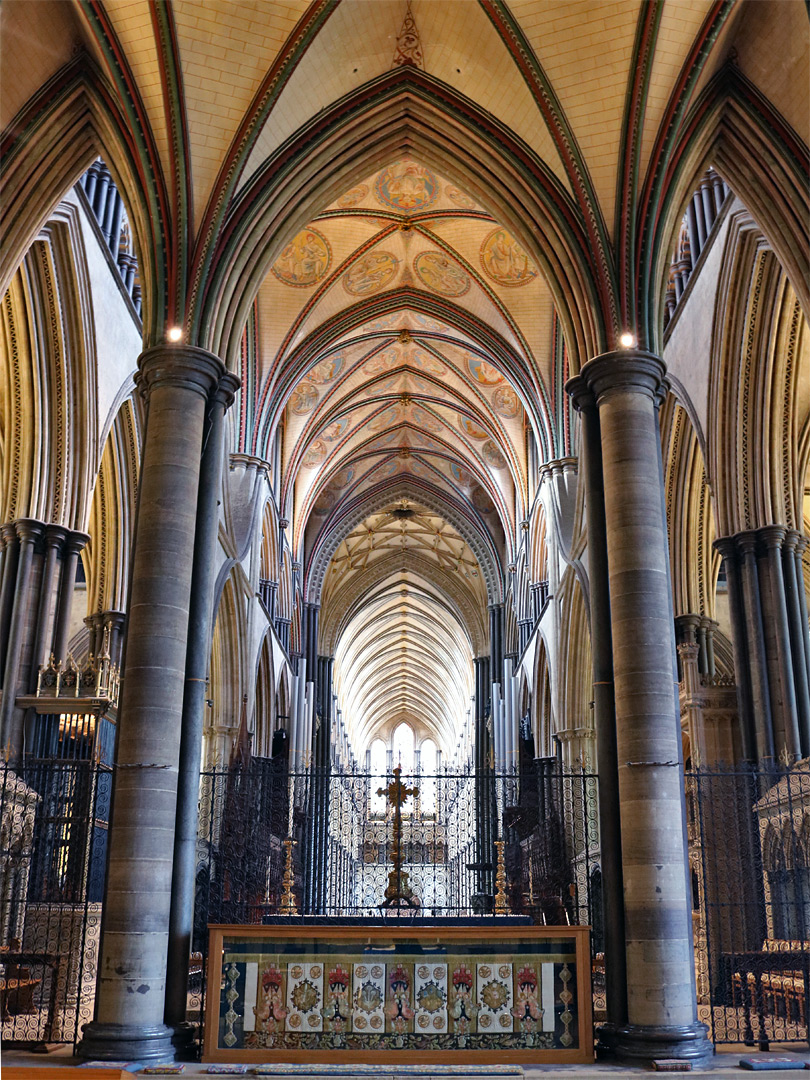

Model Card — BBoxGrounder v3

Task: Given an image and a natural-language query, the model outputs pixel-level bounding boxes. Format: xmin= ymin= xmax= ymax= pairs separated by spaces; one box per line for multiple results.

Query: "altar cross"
xmin=377 ymin=765 xmax=420 ymax=908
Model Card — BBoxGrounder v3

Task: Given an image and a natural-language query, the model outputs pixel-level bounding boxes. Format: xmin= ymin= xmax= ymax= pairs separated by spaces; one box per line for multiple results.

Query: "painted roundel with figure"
xmin=271 ymin=228 xmax=331 ymax=287
xmin=343 ymin=251 xmax=399 ymax=296
xmin=480 ymin=228 xmax=538 ymax=287
xmin=492 ymin=387 xmax=520 ymax=418
xmin=375 ymin=161 xmax=438 ymax=212
xmin=414 ymin=251 xmax=470 ymax=297
xmin=289 ymin=379 xmax=319 ymax=415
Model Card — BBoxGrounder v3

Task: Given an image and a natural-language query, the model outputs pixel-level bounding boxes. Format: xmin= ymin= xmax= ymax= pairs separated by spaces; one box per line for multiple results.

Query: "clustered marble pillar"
xmin=0 ymin=518 xmax=90 ymax=756
xmin=575 ymin=349 xmax=711 ymax=1064
xmin=714 ymin=527 xmax=810 ymax=763
xmin=674 ymin=614 xmax=718 ymax=682
xmin=79 ymin=345 xmax=229 ymax=1063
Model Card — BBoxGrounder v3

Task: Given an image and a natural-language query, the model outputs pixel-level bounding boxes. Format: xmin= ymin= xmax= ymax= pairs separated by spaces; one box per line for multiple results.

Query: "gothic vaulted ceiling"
xmin=5 ymin=0 xmax=806 ymax=751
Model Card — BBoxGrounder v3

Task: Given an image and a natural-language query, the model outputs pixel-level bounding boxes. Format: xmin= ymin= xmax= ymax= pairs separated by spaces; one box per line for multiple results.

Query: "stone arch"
xmin=708 ymin=210 xmax=808 ymax=535
xmin=1 ymin=61 xmax=164 ymax=338
xmin=319 ymin=550 xmax=487 ymax=658
xmin=305 ymin=478 xmax=503 ymax=605
xmin=643 ymin=66 xmax=810 ymax=351
xmin=196 ymin=70 xmax=610 ymax=372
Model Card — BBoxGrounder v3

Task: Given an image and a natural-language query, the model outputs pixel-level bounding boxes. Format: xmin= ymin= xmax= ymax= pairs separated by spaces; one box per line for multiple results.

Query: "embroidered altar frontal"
xmin=204 ymin=925 xmax=593 ymax=1064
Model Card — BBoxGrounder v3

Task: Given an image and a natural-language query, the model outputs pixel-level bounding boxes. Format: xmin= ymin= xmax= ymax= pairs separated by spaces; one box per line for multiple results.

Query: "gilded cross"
xmin=377 ymin=765 xmax=420 ymax=909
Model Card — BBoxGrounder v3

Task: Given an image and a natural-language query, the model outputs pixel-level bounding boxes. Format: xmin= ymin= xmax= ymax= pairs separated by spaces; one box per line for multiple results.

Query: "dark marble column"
xmin=0 ymin=519 xmax=43 ymax=755
xmin=757 ymin=525 xmax=800 ymax=758
xmin=737 ymin=533 xmax=776 ymax=760
xmin=788 ymin=534 xmax=810 ymax=757
xmin=473 ymin=654 xmax=493 ymax=906
xmin=781 ymin=530 xmax=810 ymax=758
xmin=714 ymin=538 xmax=759 ymax=762
xmin=566 ymin=374 xmax=627 ymax=1051
xmin=0 ymin=523 xmax=20 ymax=680
xmin=164 ymin=370 xmax=239 ymax=1045
xmin=582 ymin=350 xmax=710 ymax=1065
xmin=31 ymin=524 xmax=67 ymax=673
xmin=52 ymin=530 xmax=90 ymax=664
xmin=104 ymin=610 xmax=127 ymax=666
xmin=78 ymin=344 xmax=226 ymax=1064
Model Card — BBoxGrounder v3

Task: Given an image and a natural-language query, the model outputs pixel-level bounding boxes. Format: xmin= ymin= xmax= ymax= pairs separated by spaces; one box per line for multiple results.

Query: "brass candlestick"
xmin=280 ymin=838 xmax=299 ymax=915
xmin=494 ymin=840 xmax=508 ymax=914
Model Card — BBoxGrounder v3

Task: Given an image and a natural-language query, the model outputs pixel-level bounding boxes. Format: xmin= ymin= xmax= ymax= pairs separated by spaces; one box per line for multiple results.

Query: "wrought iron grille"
xmin=188 ymin=759 xmax=602 ymax=1051
xmin=687 ymin=763 xmax=810 ymax=1046
xmin=0 ymin=757 xmax=109 ymax=1046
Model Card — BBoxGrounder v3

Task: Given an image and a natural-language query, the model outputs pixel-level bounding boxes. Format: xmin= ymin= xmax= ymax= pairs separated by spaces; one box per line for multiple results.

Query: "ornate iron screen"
xmin=688 ymin=763 xmax=810 ymax=1046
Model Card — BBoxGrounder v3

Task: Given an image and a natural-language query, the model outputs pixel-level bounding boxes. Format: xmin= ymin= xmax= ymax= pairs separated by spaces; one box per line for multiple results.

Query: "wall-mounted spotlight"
xmin=619 ymin=332 xmax=636 ymax=348
xmin=168 ymin=326 xmax=183 ymax=342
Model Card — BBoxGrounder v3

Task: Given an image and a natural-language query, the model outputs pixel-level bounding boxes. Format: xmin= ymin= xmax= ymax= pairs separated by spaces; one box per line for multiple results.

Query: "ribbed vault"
xmin=333 ymin=571 xmax=474 ymax=756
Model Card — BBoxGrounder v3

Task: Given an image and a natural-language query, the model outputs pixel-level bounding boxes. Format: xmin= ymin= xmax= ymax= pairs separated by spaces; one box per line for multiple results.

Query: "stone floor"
xmin=2 ymin=1045 xmax=810 ymax=1077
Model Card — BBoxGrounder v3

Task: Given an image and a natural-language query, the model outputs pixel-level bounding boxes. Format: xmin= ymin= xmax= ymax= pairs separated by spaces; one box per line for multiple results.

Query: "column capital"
xmin=0 ymin=523 xmax=17 ymax=545
xmin=783 ymin=529 xmax=801 ymax=554
xmin=14 ymin=518 xmax=45 ymax=544
xmin=713 ymin=535 xmax=738 ymax=560
xmin=43 ymin=523 xmax=69 ymax=550
xmin=564 ymin=372 xmax=595 ymax=411
xmin=213 ymin=371 xmax=242 ymax=410
xmin=136 ymin=344 xmax=226 ymax=401
xmin=64 ymin=529 xmax=91 ymax=555
xmin=579 ymin=349 xmax=667 ymax=403
xmin=756 ymin=523 xmax=787 ymax=550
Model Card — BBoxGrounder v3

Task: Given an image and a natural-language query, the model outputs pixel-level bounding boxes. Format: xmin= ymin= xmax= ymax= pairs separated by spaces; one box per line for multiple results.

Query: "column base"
xmin=594 ymin=1021 xmax=621 ymax=1059
xmin=614 ymin=1021 xmax=713 ymax=1064
xmin=78 ymin=1021 xmax=176 ymax=1063
xmin=170 ymin=1021 xmax=198 ymax=1060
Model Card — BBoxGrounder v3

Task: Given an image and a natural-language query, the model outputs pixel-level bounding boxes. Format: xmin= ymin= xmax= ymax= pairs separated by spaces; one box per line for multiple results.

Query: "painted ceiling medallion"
xmin=312 ymin=488 xmax=336 ymax=515
xmin=302 ymin=439 xmax=328 ymax=467
xmin=472 ymin=485 xmax=494 ymax=513
xmin=458 ymin=414 xmax=489 ymax=440
xmin=320 ymin=416 xmax=350 ymax=442
xmin=466 ymin=356 xmax=503 ymax=385
xmin=492 ymin=386 xmax=520 ymax=418
xmin=481 ymin=440 xmax=508 ymax=470
xmin=445 ymin=186 xmax=476 ymax=210
xmin=309 ymin=354 xmax=344 ymax=383
xmin=337 ymin=185 xmax=368 ymax=208
xmin=289 ymin=379 xmax=319 ymax=415
xmin=480 ymin=228 xmax=538 ymax=287
xmin=450 ymin=462 xmax=475 ymax=487
xmin=343 ymin=250 xmax=399 ymax=295
xmin=364 ymin=348 xmax=401 ymax=374
xmin=271 ymin=228 xmax=331 ymax=287
xmin=375 ymin=162 xmax=438 ymax=213
xmin=332 ymin=466 xmax=355 ymax=489
xmin=414 ymin=251 xmax=470 ymax=297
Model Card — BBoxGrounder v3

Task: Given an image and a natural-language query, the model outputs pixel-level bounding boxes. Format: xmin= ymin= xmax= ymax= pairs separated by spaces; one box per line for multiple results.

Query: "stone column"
xmin=0 ymin=523 xmax=20 ymax=680
xmin=713 ymin=538 xmax=759 ymax=762
xmin=0 ymin=519 xmax=43 ymax=756
xmin=164 ymin=370 xmax=238 ymax=1043
xmin=784 ymin=532 xmax=810 ymax=757
xmin=52 ymin=530 xmax=90 ymax=664
xmin=78 ymin=344 xmax=225 ymax=1063
xmin=31 ymin=525 xmax=67 ymax=672
xmin=757 ymin=525 xmax=800 ymax=758
xmin=566 ymin=375 xmax=627 ymax=1050
xmin=582 ymin=350 xmax=710 ymax=1064
xmin=104 ymin=611 xmax=127 ymax=667
xmin=737 ymin=533 xmax=776 ymax=760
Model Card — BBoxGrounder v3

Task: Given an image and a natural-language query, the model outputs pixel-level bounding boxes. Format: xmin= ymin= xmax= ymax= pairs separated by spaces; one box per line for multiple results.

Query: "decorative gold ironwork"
xmin=280 ymin=839 xmax=299 ymax=915
xmin=378 ymin=765 xmax=420 ymax=909
xmin=494 ymin=839 xmax=508 ymax=914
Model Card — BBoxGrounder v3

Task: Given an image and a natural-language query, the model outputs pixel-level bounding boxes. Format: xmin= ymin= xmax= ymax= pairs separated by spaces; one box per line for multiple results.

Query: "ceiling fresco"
xmin=252 ymin=160 xmax=547 ymax=752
